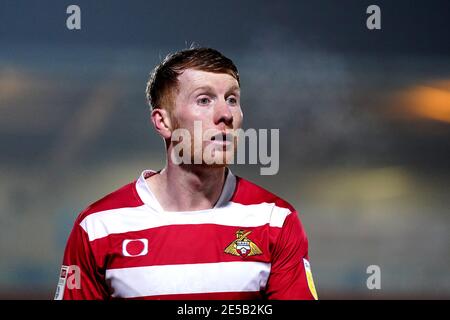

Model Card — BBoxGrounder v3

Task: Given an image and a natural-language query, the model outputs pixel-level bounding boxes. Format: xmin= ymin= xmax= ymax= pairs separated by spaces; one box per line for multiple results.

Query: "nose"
xmin=214 ymin=99 xmax=233 ymax=127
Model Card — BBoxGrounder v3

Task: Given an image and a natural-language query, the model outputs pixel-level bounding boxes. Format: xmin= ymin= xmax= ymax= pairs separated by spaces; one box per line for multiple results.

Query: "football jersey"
xmin=55 ymin=169 xmax=318 ymax=300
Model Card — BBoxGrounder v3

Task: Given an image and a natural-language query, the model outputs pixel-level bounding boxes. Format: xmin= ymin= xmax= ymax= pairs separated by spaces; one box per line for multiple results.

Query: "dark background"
xmin=0 ymin=0 xmax=449 ymax=299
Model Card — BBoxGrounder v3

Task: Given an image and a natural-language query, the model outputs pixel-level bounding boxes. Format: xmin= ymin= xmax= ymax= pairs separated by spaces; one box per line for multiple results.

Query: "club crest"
xmin=224 ymin=229 xmax=262 ymax=257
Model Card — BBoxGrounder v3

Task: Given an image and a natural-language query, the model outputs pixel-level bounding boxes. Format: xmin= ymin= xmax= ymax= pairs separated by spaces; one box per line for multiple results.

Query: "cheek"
xmin=233 ymin=109 xmax=243 ymax=127
xmin=178 ymin=104 xmax=211 ymax=122
xmin=172 ymin=107 xmax=196 ymax=130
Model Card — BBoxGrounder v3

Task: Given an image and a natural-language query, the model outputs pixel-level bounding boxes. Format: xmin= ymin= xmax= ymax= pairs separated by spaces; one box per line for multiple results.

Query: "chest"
xmin=102 ymin=224 xmax=272 ymax=299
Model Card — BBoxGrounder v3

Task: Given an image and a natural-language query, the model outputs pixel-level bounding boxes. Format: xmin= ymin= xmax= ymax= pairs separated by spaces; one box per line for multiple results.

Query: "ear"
xmin=151 ymin=108 xmax=173 ymax=140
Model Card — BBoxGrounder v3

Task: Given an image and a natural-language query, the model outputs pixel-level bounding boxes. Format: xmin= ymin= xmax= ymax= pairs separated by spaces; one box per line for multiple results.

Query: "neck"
xmin=146 ymin=162 xmax=227 ymax=212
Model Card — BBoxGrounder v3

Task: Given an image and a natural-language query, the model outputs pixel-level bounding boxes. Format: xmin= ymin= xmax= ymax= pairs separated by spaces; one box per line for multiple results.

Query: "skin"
xmin=146 ymin=69 xmax=243 ymax=212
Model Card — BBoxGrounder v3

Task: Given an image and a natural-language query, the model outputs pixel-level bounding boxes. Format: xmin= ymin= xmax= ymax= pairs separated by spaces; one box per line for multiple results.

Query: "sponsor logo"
xmin=303 ymin=258 xmax=318 ymax=300
xmin=122 ymin=239 xmax=149 ymax=257
xmin=224 ymin=230 xmax=262 ymax=258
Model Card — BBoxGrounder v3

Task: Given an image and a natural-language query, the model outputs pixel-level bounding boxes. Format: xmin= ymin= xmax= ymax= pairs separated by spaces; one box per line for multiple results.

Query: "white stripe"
xmin=106 ymin=261 xmax=271 ymax=298
xmin=80 ymin=202 xmax=291 ymax=241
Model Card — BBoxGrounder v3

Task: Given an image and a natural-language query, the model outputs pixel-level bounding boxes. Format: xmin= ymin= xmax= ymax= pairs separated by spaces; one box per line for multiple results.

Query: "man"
xmin=55 ymin=47 xmax=318 ymax=300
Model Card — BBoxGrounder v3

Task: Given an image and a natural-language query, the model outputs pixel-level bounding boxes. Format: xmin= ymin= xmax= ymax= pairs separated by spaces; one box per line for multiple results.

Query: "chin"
xmin=198 ymin=150 xmax=235 ymax=167
xmin=204 ymin=162 xmax=228 ymax=169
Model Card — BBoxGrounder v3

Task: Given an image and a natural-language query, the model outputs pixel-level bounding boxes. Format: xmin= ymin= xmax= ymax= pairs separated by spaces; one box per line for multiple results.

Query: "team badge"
xmin=224 ymin=229 xmax=262 ymax=257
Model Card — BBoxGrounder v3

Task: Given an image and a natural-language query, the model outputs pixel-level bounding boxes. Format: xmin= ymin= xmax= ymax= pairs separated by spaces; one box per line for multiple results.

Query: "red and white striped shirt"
xmin=55 ymin=169 xmax=318 ymax=300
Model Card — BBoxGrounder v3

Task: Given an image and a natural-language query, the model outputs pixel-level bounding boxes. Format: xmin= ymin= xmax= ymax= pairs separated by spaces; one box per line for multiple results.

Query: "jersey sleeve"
xmin=265 ymin=211 xmax=318 ymax=300
xmin=54 ymin=220 xmax=109 ymax=300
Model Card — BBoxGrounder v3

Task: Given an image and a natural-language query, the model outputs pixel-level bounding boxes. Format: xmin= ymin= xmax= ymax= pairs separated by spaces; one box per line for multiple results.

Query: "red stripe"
xmin=90 ymin=223 xmax=282 ymax=270
xmin=232 ymin=178 xmax=295 ymax=212
xmin=76 ymin=182 xmax=143 ymax=223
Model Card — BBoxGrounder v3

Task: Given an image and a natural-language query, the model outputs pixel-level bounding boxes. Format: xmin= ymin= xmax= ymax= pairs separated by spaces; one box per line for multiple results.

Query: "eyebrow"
xmin=190 ymin=85 xmax=241 ymax=96
xmin=226 ymin=85 xmax=241 ymax=96
xmin=190 ymin=86 xmax=215 ymax=95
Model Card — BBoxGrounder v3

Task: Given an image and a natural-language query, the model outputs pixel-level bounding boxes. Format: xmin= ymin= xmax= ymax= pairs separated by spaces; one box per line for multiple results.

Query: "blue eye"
xmin=197 ymin=97 xmax=211 ymax=105
xmin=227 ymin=97 xmax=238 ymax=105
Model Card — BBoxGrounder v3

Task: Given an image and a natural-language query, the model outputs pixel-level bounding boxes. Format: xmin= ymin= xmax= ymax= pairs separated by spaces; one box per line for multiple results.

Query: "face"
xmin=169 ymin=69 xmax=243 ymax=166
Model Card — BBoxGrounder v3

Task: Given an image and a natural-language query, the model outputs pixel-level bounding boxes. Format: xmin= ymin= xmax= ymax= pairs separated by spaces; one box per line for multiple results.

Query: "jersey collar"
xmin=135 ymin=168 xmax=236 ymax=212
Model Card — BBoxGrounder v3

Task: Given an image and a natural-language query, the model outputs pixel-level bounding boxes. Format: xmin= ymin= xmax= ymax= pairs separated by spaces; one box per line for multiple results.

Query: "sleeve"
xmin=54 ymin=221 xmax=109 ymax=300
xmin=264 ymin=211 xmax=318 ymax=300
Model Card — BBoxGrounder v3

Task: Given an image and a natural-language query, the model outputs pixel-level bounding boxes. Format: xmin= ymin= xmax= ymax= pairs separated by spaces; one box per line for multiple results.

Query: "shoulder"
xmin=232 ymin=176 xmax=296 ymax=213
xmin=231 ymin=176 xmax=299 ymax=230
xmin=74 ymin=181 xmax=143 ymax=225
xmin=231 ymin=176 xmax=308 ymax=245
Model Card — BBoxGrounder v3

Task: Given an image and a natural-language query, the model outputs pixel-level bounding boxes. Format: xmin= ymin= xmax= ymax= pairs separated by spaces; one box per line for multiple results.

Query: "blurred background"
xmin=0 ymin=0 xmax=449 ymax=299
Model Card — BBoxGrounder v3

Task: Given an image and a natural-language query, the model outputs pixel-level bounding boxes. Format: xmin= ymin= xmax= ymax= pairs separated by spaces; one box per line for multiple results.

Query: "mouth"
xmin=210 ymin=132 xmax=234 ymax=145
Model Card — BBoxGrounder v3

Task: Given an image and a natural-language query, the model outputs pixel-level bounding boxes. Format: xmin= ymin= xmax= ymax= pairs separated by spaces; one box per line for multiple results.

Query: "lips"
xmin=211 ymin=132 xmax=233 ymax=143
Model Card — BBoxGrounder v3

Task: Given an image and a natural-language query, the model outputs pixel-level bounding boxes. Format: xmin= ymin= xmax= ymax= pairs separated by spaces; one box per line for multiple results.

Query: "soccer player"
xmin=55 ymin=47 xmax=318 ymax=300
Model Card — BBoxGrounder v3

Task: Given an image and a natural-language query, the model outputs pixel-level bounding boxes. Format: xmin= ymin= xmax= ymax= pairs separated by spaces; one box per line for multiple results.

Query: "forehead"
xmin=177 ymin=69 xmax=239 ymax=92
